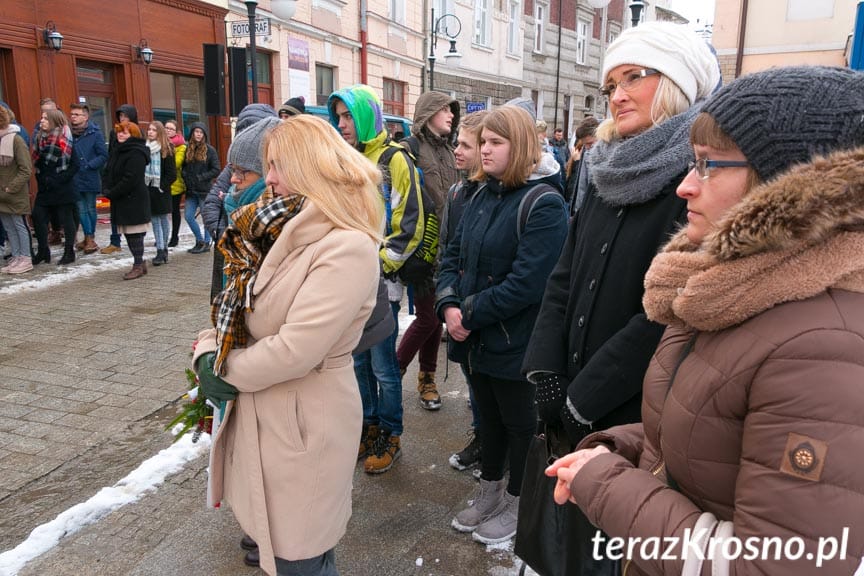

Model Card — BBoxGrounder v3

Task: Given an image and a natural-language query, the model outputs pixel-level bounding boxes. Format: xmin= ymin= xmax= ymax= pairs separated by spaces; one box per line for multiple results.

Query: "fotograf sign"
xmin=230 ymin=18 xmax=271 ymax=38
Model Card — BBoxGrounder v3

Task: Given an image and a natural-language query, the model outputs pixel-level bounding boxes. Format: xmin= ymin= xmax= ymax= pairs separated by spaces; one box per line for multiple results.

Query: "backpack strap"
xmin=402 ymin=135 xmax=420 ymax=159
xmin=517 ymin=184 xmax=559 ymax=241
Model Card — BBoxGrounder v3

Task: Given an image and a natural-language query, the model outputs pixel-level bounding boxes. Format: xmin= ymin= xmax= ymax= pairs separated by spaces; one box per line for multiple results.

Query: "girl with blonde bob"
xmin=191 ymin=113 xmax=382 ymax=576
xmin=436 ymin=104 xmax=568 ymax=545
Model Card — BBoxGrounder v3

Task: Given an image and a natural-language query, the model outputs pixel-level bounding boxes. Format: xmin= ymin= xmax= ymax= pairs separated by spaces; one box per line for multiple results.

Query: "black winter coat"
xmin=522 ymin=175 xmax=687 ymax=437
xmin=34 ymin=152 xmax=80 ymax=207
xmin=181 ymin=122 xmax=220 ymax=198
xmin=436 ymin=177 xmax=569 ymax=381
xmin=104 ymin=137 xmax=151 ymax=226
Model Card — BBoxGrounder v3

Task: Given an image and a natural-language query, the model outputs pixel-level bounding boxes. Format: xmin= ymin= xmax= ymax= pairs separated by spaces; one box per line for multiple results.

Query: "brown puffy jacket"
xmin=570 ymin=148 xmax=864 ymax=575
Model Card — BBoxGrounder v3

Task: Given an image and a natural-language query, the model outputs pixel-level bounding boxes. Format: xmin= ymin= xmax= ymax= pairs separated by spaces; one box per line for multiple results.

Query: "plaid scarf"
xmin=210 ymin=188 xmax=306 ymax=375
xmin=32 ymin=127 xmax=73 ymax=174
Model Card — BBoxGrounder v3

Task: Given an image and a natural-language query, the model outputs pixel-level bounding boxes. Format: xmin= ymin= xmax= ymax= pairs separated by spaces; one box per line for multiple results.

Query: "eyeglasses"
xmin=600 ymin=68 xmax=660 ymax=97
xmin=229 ymin=166 xmax=250 ymax=179
xmin=687 ymin=158 xmax=750 ymax=181
xmin=165 ymin=127 xmax=176 ymax=132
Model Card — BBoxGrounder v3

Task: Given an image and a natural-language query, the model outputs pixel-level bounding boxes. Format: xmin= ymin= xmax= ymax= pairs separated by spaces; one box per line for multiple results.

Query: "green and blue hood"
xmin=327 ymin=84 xmax=385 ymax=146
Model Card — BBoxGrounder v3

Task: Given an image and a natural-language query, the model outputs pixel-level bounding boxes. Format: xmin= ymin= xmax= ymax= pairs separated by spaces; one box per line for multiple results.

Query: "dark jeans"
xmin=469 ymin=371 xmax=537 ymax=496
xmin=275 ymin=549 xmax=337 ymax=576
xmin=396 ymin=290 xmax=441 ymax=373
xmin=170 ymin=193 xmax=183 ymax=242
xmin=32 ymin=203 xmax=76 ymax=253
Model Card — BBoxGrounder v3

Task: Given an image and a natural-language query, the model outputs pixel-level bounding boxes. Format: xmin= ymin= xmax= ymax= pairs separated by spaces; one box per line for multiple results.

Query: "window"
xmin=474 ymin=0 xmax=491 ymax=47
xmin=246 ymin=50 xmax=273 ymax=104
xmin=533 ymin=3 xmax=545 ymax=53
xmin=507 ymin=1 xmax=521 ymax=55
xmin=434 ymin=0 xmax=454 ymax=18
xmin=150 ymin=72 xmax=206 ymax=139
xmin=576 ymin=19 xmax=590 ymax=65
xmin=608 ymin=30 xmax=618 ymax=44
xmin=315 ymin=64 xmax=335 ymax=106
xmin=383 ymin=78 xmax=406 ymax=117
xmin=389 ymin=0 xmax=406 ymax=24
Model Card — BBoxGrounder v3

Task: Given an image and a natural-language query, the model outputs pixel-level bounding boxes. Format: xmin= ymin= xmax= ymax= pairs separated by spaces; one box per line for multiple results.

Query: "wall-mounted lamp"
xmin=43 ymin=21 xmax=64 ymax=52
xmin=271 ymin=0 xmax=297 ymax=20
xmin=137 ymin=39 xmax=154 ymax=65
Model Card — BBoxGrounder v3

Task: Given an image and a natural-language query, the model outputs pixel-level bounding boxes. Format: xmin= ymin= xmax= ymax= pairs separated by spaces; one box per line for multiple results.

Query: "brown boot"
xmin=363 ymin=433 xmax=401 ymax=474
xmin=83 ymin=235 xmax=99 ymax=254
xmin=123 ymin=264 xmax=145 ymax=280
xmin=75 ymin=236 xmax=86 ymax=251
xmin=417 ymin=371 xmax=442 ymax=410
xmin=358 ymin=424 xmax=379 ymax=460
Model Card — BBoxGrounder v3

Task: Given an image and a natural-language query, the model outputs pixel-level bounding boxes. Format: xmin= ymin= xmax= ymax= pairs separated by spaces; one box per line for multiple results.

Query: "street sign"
xmin=229 ymin=18 xmax=271 ymax=38
xmin=466 ymin=101 xmax=486 ymax=113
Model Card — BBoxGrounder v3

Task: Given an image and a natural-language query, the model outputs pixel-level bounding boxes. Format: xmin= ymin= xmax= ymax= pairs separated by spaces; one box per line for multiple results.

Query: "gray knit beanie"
xmin=235 ymin=103 xmax=278 ymax=134
xmin=504 ymin=97 xmax=537 ymax=120
xmin=228 ymin=116 xmax=281 ymax=176
xmin=703 ymin=66 xmax=864 ymax=182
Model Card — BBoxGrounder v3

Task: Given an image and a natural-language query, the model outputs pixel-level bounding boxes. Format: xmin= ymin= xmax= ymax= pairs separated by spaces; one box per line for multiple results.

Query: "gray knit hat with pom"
xmin=228 ymin=116 xmax=281 ymax=176
xmin=703 ymin=66 xmax=864 ymax=182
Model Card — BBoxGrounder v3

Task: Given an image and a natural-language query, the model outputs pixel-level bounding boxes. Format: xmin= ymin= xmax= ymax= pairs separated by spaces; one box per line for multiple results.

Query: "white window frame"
xmin=434 ymin=0 xmax=455 ymax=19
xmin=533 ymin=3 xmax=546 ymax=54
xmin=389 ymin=0 xmax=405 ymax=25
xmin=576 ymin=18 xmax=590 ymax=65
xmin=507 ymin=0 xmax=521 ymax=55
xmin=474 ymin=0 xmax=492 ymax=47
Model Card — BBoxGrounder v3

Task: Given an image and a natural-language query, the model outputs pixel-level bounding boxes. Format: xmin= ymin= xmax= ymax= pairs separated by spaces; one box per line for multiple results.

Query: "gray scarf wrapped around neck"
xmin=586 ymin=103 xmax=703 ymax=207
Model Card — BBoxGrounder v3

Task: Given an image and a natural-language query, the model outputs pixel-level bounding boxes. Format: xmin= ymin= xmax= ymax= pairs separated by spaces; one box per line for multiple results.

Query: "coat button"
xmin=577 ymin=315 xmax=585 ymax=327
xmin=588 ymin=279 xmax=596 ymax=291
xmin=572 ymin=352 xmax=579 ymax=363
xmin=600 ymin=242 xmax=608 ymax=255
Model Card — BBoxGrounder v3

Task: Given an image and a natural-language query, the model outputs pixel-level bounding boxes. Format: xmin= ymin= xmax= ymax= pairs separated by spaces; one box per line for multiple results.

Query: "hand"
xmin=444 ymin=307 xmax=471 ymax=341
xmin=545 ymin=445 xmax=611 ymax=505
xmin=534 ymin=373 xmax=568 ymax=424
xmin=195 ymin=353 xmax=239 ymax=402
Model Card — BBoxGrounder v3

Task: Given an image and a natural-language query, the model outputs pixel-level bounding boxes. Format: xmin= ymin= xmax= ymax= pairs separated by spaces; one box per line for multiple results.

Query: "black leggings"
xmin=32 ymin=203 xmax=76 ymax=253
xmin=125 ymin=232 xmax=145 ymax=265
xmin=468 ymin=372 xmax=537 ymax=496
xmin=170 ymin=194 xmax=183 ymax=242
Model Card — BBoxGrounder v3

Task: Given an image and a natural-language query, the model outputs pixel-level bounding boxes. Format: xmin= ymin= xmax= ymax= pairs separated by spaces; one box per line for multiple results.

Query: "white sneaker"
xmin=7 ymin=256 xmax=33 ymax=274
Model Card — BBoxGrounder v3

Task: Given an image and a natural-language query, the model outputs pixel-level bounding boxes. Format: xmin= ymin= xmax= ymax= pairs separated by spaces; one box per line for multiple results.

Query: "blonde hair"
xmin=472 ymin=106 xmax=540 ymax=188
xmin=263 ymin=115 xmax=383 ymax=244
xmin=596 ymin=75 xmax=691 ymax=142
xmin=147 ymin=121 xmax=174 ymax=158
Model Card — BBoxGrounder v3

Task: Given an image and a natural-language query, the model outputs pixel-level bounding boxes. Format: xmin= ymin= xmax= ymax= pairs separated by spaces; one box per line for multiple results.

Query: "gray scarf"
xmin=587 ymin=103 xmax=703 ymax=207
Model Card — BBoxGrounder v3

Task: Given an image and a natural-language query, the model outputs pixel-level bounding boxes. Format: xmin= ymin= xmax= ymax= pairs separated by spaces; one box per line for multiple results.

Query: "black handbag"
xmin=515 ymin=423 xmax=620 ymax=576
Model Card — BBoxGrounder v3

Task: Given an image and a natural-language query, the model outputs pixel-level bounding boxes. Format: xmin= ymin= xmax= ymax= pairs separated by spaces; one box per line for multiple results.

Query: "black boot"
xmin=57 ymin=248 xmax=75 ymax=265
xmin=32 ymin=247 xmax=51 ymax=265
xmin=152 ymin=249 xmax=166 ymax=266
xmin=168 ymin=235 xmax=179 ymax=248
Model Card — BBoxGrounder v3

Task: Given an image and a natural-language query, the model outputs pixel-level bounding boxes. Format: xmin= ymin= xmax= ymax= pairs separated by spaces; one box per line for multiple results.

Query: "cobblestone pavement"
xmin=0 ymin=223 xmax=528 ymax=575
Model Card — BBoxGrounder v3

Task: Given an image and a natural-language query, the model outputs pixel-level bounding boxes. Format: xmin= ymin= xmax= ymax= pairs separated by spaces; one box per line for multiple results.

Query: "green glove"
xmin=195 ymin=352 xmax=239 ymax=402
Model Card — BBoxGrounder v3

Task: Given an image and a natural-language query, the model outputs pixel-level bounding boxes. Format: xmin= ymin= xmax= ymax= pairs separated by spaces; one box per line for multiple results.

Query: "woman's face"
xmin=606 ymin=65 xmax=662 ymax=138
xmin=265 ymin=161 xmax=293 ymax=198
xmin=147 ymin=124 xmax=157 ymax=141
xmin=165 ymin=123 xmax=178 ymax=136
xmin=39 ymin=114 xmax=50 ymax=131
xmin=192 ymin=128 xmax=205 ymax=143
xmin=480 ymin=128 xmax=511 ymax=180
xmin=454 ymin=128 xmax=479 ymax=172
xmin=230 ymin=166 xmax=261 ymax=192
xmin=676 ymin=143 xmax=750 ymax=244
xmin=117 ymin=130 xmax=130 ymax=143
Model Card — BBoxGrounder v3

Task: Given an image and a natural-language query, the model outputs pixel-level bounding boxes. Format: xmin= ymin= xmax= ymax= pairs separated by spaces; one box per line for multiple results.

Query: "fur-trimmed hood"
xmin=643 ymin=146 xmax=864 ymax=331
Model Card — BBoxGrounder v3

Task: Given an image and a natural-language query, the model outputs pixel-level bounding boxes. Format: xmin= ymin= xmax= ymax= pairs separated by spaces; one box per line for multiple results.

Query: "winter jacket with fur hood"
xmin=571 ymin=148 xmax=864 ymax=576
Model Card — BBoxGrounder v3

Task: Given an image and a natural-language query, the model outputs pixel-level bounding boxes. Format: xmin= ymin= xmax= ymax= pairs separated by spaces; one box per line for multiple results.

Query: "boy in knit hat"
xmin=278 ymin=96 xmax=306 ymax=119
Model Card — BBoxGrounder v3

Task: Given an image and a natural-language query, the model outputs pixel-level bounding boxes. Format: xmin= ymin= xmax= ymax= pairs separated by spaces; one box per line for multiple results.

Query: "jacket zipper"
xmin=499 ymin=322 xmax=511 ymax=345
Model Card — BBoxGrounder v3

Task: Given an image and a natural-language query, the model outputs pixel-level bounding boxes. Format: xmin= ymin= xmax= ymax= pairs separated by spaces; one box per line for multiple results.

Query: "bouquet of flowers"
xmin=165 ymin=344 xmax=215 ymax=443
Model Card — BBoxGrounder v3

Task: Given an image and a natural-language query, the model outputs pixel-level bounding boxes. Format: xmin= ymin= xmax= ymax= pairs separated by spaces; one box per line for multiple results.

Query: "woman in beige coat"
xmin=546 ymin=66 xmax=864 ymax=575
xmin=192 ymin=115 xmax=383 ymax=576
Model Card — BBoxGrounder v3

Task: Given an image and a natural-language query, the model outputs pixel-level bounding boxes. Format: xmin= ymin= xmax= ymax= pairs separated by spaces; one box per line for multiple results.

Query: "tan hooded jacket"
xmin=193 ymin=201 xmax=379 ymax=576
xmin=411 ymin=91 xmax=460 ymax=224
xmin=570 ymin=148 xmax=864 ymax=575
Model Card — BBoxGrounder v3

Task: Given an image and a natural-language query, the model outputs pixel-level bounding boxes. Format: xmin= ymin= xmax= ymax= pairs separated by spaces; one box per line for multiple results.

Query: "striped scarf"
xmin=145 ymin=140 xmax=162 ymax=188
xmin=210 ymin=188 xmax=306 ymax=375
xmin=32 ymin=128 xmax=73 ymax=174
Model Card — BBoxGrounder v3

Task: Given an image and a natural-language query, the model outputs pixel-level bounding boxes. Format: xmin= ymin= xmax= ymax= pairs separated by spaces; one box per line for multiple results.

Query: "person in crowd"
xmin=31 ymin=99 xmax=72 ymax=248
xmin=69 ymin=103 xmax=108 ymax=254
xmin=437 ymin=105 xmax=568 ymax=544
xmin=103 ymin=121 xmax=150 ymax=280
xmin=101 ymin=104 xmax=139 ymax=255
xmin=0 ymin=101 xmax=29 ymax=147
xmin=520 ymin=21 xmax=721 ymax=575
xmin=442 ymin=110 xmax=487 ymax=474
xmin=278 ymin=96 xmax=306 ymax=119
xmin=192 ymin=115 xmax=383 ymax=576
xmin=145 ymin=121 xmax=176 ymax=266
xmin=396 ymin=91 xmax=460 ymax=411
xmin=547 ymin=65 xmax=864 ymax=576
xmin=164 ymin=119 xmax=186 ymax=248
xmin=0 ymin=105 xmax=33 ymax=274
xmin=535 ymin=119 xmax=552 ymax=154
xmin=328 ymin=84 xmax=428 ymax=474
xmin=181 ymin=122 xmax=220 ymax=254
xmin=31 ymin=109 xmax=79 ymax=266
xmin=549 ymin=127 xmax=570 ymax=174
xmin=202 ymin=103 xmax=278 ymax=300
xmin=564 ymin=116 xmax=599 ymax=209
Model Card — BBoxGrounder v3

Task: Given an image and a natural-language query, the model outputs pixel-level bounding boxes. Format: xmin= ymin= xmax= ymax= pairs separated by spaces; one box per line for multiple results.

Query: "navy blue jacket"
xmin=72 ymin=121 xmax=108 ymax=193
xmin=436 ymin=176 xmax=568 ymax=381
